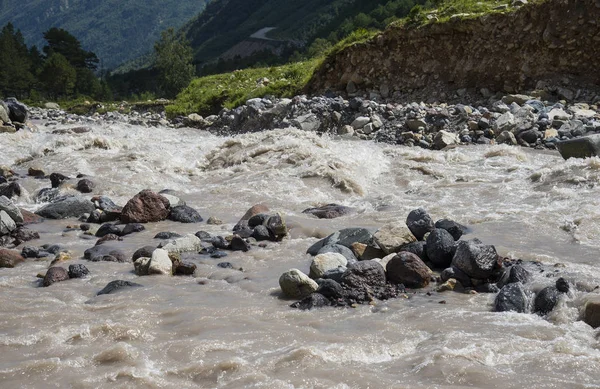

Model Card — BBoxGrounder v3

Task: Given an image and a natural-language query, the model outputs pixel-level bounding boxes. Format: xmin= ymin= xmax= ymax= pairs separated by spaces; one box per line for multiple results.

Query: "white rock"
xmin=494 ymin=112 xmax=516 ymax=134
xmin=374 ymin=223 xmax=417 ymax=255
xmin=279 ymin=269 xmax=318 ymax=299
xmin=434 ymin=130 xmax=459 ymax=150
xmin=351 ymin=116 xmax=370 ymax=130
xmin=0 ymin=196 xmax=23 ymax=223
xmin=0 ymin=210 xmax=16 ymax=234
xmin=161 ymin=194 xmax=185 ymax=207
xmin=309 ymin=253 xmax=348 ymax=279
xmin=159 ymin=234 xmax=202 ymax=253
xmin=148 ymin=249 xmax=173 ymax=275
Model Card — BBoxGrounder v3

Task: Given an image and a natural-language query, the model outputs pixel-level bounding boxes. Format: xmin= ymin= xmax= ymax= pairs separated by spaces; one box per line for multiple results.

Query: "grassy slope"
xmin=0 ymin=0 xmax=207 ymax=69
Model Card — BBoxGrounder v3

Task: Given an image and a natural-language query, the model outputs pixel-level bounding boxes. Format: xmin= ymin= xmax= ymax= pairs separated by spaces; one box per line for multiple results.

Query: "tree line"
xmin=0 ymin=23 xmax=195 ymax=101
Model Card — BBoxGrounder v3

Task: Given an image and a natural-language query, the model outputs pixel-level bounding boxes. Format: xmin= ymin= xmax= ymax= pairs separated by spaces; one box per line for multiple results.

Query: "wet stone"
xmin=97 ymin=280 xmax=143 ymax=296
xmin=68 ymin=264 xmax=90 ymax=279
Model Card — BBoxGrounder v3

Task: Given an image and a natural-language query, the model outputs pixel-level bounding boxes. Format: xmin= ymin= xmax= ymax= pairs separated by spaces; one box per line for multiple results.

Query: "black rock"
xmin=195 ymin=231 xmax=213 ymax=242
xmin=5 ymin=98 xmax=28 ymax=123
xmin=399 ymin=241 xmax=428 ymax=262
xmin=235 ymin=227 xmax=253 ymax=238
xmin=154 ymin=231 xmax=182 ymax=240
xmin=519 ymin=129 xmax=541 ymax=144
xmin=96 ymin=223 xmax=122 ymax=238
xmin=175 ymin=261 xmax=197 ymax=275
xmin=494 ymin=282 xmax=530 ymax=313
xmin=211 ymin=251 xmax=228 ymax=259
xmin=43 ymin=244 xmax=62 ymax=254
xmin=251 ymin=225 xmax=271 ymax=241
xmin=498 ymin=265 xmax=530 ymax=288
xmin=76 ymin=179 xmax=95 ymax=193
xmin=302 ymin=204 xmax=354 ymax=219
xmin=168 ymin=205 xmax=203 ymax=223
xmin=35 ymin=196 xmax=95 ymax=219
xmin=68 ymin=264 xmax=90 ymax=279
xmin=21 ymin=246 xmax=39 ymax=258
xmin=452 ymin=240 xmax=499 ymax=279
xmin=533 ymin=278 xmax=569 ymax=315
xmin=212 ymin=236 xmax=229 ymax=250
xmin=307 ymin=228 xmax=375 ymax=255
xmin=229 ymin=235 xmax=250 ymax=252
xmin=217 ymin=262 xmax=233 ymax=269
xmin=121 ymin=223 xmax=145 ymax=236
xmin=132 ymin=246 xmax=156 ymax=261
xmin=0 ymin=182 xmax=22 ymax=198
xmin=316 ymin=279 xmax=346 ymax=300
xmin=84 ymin=244 xmax=127 ymax=263
xmin=43 ymin=267 xmax=69 ymax=287
xmin=290 ymin=293 xmax=330 ymax=310
xmin=426 ymin=229 xmax=456 ymax=268
xmin=49 ymin=172 xmax=69 ymax=188
xmin=322 ymin=267 xmax=346 ymax=283
xmin=406 ymin=208 xmax=435 ymax=241
xmin=247 ymin=214 xmax=269 ymax=228
xmin=97 ymin=280 xmax=143 ymax=295
xmin=341 ymin=260 xmax=386 ymax=289
xmin=93 ymin=196 xmax=121 ymax=213
xmin=317 ymin=244 xmax=358 ymax=263
xmin=434 ymin=219 xmax=467 ymax=241
xmin=266 ymin=214 xmax=287 ymax=241
xmin=556 ymin=277 xmax=570 ymax=293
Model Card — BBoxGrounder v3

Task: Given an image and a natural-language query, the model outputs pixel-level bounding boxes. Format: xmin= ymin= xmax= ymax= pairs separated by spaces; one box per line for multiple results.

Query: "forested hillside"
xmin=182 ymin=0 xmax=427 ymax=69
xmin=0 ymin=0 xmax=207 ymax=69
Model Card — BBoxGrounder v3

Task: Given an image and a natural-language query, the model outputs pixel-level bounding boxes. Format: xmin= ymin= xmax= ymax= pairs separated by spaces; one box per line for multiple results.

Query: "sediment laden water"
xmin=1 ymin=121 xmax=600 ymax=388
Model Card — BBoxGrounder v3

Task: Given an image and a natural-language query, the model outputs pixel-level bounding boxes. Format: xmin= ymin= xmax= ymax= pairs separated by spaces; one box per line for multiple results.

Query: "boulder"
xmin=341 ymin=260 xmax=386 ymax=289
xmin=5 ymin=98 xmax=28 ymax=123
xmin=175 ymin=261 xmax=197 ymax=276
xmin=351 ymin=116 xmax=370 ymax=130
xmin=279 ymin=269 xmax=319 ymax=299
xmin=0 ymin=248 xmax=25 ymax=268
xmin=0 ymin=101 xmax=10 ymax=123
xmin=121 ymin=223 xmax=145 ymax=236
xmin=302 ymin=204 xmax=354 ymax=219
xmin=68 ymin=264 xmax=90 ymax=279
xmin=0 ymin=210 xmax=16 ymax=234
xmin=557 ymin=134 xmax=600 ymax=159
xmin=49 ymin=172 xmax=69 ymax=188
xmin=533 ymin=278 xmax=569 ymax=315
xmin=316 ymin=244 xmax=358 ymax=263
xmin=497 ymin=264 xmax=530 ymax=288
xmin=373 ymin=222 xmax=417 ymax=255
xmin=434 ymin=219 xmax=466 ymax=241
xmin=154 ymin=232 xmax=182 ymax=240
xmin=0 ymin=196 xmax=23 ymax=223
xmin=251 ymin=225 xmax=271 ymax=241
xmin=494 ymin=282 xmax=530 ymax=313
xmin=159 ymin=234 xmax=203 ymax=253
xmin=0 ymin=182 xmax=21 ymax=198
xmin=398 ymin=241 xmax=428 ymax=262
xmin=316 ymin=279 xmax=346 ymax=300
xmin=406 ymin=208 xmax=435 ymax=241
xmin=451 ymin=240 xmax=499 ymax=279
xmin=84 ymin=244 xmax=128 ymax=263
xmin=290 ymin=293 xmax=330 ymax=310
xmin=233 ymin=204 xmax=270 ymax=231
xmin=95 ymin=223 xmax=122 ymax=237
xmin=309 ymin=253 xmax=348 ymax=279
xmin=97 ymin=280 xmax=143 ymax=296
xmin=168 ymin=205 xmax=203 ymax=223
xmin=426 ymin=229 xmax=456 ymax=268
xmin=308 ymin=228 xmax=375 ymax=256
xmin=229 ymin=235 xmax=251 ymax=252
xmin=43 ymin=267 xmax=70 ymax=287
xmin=266 ymin=213 xmax=287 ymax=241
xmin=386 ymin=252 xmax=432 ymax=288
xmin=35 ymin=196 xmax=95 ymax=219
xmin=12 ymin=226 xmax=39 ymax=244
xmin=120 ymin=190 xmax=170 ymax=223
xmin=146 ymin=249 xmax=173 ymax=275
xmin=132 ymin=246 xmax=156 ymax=262
xmin=496 ymin=131 xmax=518 ymax=145
xmin=433 ymin=130 xmax=459 ymax=150
xmin=76 ymin=179 xmax=95 ymax=193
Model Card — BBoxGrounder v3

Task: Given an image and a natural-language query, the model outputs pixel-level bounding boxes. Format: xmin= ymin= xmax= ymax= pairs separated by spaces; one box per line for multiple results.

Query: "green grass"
xmin=166 ymin=59 xmax=321 ymax=117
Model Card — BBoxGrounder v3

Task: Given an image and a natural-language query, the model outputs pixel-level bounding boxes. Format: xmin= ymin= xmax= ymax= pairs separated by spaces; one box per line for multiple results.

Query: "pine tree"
xmin=0 ymin=23 xmax=35 ymax=98
xmin=40 ymin=53 xmax=77 ymax=99
xmin=154 ymin=28 xmax=195 ymax=98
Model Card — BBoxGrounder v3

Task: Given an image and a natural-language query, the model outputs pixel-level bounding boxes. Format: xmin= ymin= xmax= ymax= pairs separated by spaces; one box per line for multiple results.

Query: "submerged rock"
xmin=290 ymin=293 xmax=330 ymax=310
xmin=533 ymin=278 xmax=569 ymax=315
xmin=68 ymin=264 xmax=90 ymax=279
xmin=97 ymin=280 xmax=143 ymax=295
xmin=43 ymin=267 xmax=70 ymax=287
xmin=302 ymin=204 xmax=354 ymax=219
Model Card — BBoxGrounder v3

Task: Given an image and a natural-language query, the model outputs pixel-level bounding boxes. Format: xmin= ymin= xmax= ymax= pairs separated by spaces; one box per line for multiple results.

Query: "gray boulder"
xmin=341 ymin=260 xmax=386 ymax=289
xmin=0 ymin=210 xmax=16 ymax=234
xmin=557 ymin=134 xmax=600 ymax=159
xmin=317 ymin=244 xmax=358 ymax=263
xmin=279 ymin=269 xmax=318 ymax=299
xmin=35 ymin=196 xmax=95 ymax=219
xmin=451 ymin=240 xmax=499 ymax=279
xmin=309 ymin=253 xmax=347 ymax=279
xmin=5 ymin=98 xmax=28 ymax=123
xmin=494 ymin=282 xmax=531 ymax=313
xmin=168 ymin=205 xmax=203 ymax=223
xmin=0 ymin=196 xmax=23 ymax=223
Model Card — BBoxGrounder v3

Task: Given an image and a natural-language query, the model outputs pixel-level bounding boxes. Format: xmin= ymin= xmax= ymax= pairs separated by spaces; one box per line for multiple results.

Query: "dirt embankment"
xmin=308 ymin=0 xmax=600 ymax=102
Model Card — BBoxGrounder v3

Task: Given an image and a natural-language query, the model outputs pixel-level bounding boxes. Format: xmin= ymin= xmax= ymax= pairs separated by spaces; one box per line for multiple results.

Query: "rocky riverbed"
xmin=2 ymin=98 xmax=600 ymax=388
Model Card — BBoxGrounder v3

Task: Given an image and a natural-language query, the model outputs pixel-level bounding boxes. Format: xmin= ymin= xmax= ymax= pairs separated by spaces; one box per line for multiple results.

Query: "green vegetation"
xmin=0 ymin=0 xmax=208 ymax=69
xmin=167 ymin=59 xmax=321 ymax=117
xmin=154 ymin=29 xmax=195 ymax=98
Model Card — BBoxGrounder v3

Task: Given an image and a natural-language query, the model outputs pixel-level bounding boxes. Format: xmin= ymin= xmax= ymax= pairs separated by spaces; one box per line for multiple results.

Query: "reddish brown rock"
xmin=233 ymin=204 xmax=270 ymax=231
xmin=120 ymin=190 xmax=170 ymax=223
xmin=19 ymin=208 xmax=44 ymax=225
xmin=386 ymin=252 xmax=432 ymax=288
xmin=0 ymin=248 xmax=25 ymax=268
xmin=43 ymin=267 xmax=70 ymax=287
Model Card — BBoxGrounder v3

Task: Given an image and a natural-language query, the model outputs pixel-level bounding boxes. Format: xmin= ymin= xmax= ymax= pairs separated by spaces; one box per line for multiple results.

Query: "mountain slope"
xmin=0 ymin=0 xmax=208 ymax=69
xmin=182 ymin=0 xmax=418 ymax=67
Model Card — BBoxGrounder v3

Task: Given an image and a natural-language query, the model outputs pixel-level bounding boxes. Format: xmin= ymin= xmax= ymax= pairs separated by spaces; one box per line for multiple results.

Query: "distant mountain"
xmin=0 ymin=0 xmax=208 ymax=69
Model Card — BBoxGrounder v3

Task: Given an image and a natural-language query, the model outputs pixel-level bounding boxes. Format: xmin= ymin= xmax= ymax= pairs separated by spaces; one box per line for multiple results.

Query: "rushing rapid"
xmin=1 ymin=119 xmax=600 ymax=388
